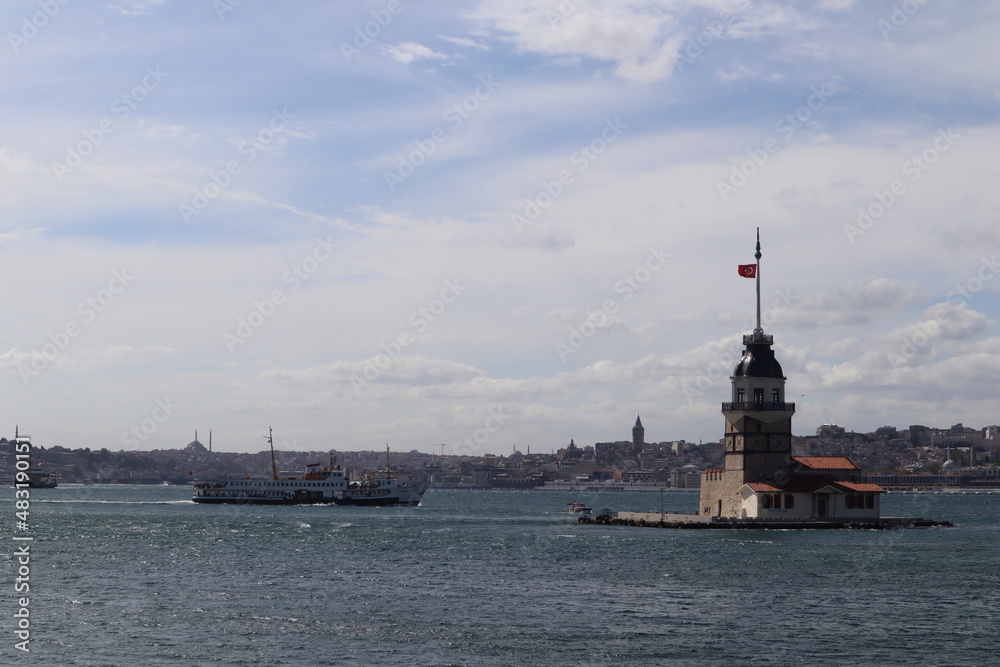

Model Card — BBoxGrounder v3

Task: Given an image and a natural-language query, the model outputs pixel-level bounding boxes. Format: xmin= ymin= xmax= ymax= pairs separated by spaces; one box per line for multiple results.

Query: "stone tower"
xmin=632 ymin=415 xmax=645 ymax=457
xmin=719 ymin=330 xmax=795 ymax=492
xmin=700 ymin=230 xmax=796 ymax=517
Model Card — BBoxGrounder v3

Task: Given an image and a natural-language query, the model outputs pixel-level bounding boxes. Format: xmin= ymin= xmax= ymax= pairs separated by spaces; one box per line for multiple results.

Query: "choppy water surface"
xmin=3 ymin=487 xmax=998 ymax=665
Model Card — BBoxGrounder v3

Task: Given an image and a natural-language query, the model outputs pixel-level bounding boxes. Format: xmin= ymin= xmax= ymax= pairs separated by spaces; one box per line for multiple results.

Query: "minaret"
xmin=700 ymin=229 xmax=796 ymax=517
xmin=632 ymin=415 xmax=645 ymax=457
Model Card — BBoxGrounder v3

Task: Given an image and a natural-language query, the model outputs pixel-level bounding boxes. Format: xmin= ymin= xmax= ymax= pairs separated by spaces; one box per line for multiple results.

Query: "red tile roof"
xmin=831 ymin=481 xmax=885 ymax=493
xmin=743 ymin=477 xmax=884 ymax=494
xmin=792 ymin=456 xmax=859 ymax=470
xmin=746 ymin=482 xmax=782 ymax=492
xmin=744 ymin=478 xmax=829 ymax=493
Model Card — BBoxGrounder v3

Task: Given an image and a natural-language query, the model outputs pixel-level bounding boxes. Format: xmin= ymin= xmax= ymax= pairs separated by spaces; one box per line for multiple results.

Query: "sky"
xmin=1 ymin=0 xmax=999 ymax=455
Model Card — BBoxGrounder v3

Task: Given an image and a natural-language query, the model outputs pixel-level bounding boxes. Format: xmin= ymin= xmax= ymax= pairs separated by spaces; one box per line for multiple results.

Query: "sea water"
xmin=3 ymin=486 xmax=998 ymax=666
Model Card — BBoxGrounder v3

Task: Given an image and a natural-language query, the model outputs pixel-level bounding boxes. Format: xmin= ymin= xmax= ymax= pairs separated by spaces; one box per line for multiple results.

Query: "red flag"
xmin=738 ymin=264 xmax=757 ymax=278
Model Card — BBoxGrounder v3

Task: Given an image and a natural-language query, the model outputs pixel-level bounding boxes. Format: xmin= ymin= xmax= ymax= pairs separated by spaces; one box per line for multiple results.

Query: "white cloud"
xmin=105 ymin=0 xmax=167 ymax=17
xmin=440 ymin=35 xmax=490 ymax=51
xmin=0 ymin=345 xmax=176 ymax=376
xmin=782 ymin=277 xmax=924 ymax=329
xmin=472 ymin=0 xmax=834 ymax=83
xmin=473 ymin=0 xmax=688 ymax=83
xmin=817 ymin=0 xmax=857 ymax=10
xmin=381 ymin=42 xmax=450 ymax=65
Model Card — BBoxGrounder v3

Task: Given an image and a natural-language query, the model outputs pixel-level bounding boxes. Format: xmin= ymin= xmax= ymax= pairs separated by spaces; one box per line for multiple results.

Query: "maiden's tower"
xmin=699 ymin=231 xmax=885 ymax=521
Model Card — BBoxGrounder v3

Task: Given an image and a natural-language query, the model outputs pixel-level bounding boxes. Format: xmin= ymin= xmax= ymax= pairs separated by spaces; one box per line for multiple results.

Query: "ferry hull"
xmin=192 ymin=496 xmax=295 ymax=505
xmin=193 ymin=494 xmax=422 ymax=506
xmin=192 ymin=484 xmax=428 ymax=507
xmin=332 ymin=496 xmax=422 ymax=507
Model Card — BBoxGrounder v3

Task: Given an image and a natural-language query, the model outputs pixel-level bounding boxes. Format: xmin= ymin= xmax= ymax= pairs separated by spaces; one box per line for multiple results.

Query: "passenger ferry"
xmin=25 ymin=468 xmax=58 ymax=489
xmin=8 ymin=428 xmax=58 ymax=488
xmin=191 ymin=431 xmax=428 ymax=507
xmin=193 ymin=461 xmax=349 ymax=505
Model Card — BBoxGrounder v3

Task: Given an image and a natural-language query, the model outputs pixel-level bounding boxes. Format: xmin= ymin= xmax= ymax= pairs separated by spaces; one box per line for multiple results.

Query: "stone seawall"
xmin=580 ymin=513 xmax=952 ymax=530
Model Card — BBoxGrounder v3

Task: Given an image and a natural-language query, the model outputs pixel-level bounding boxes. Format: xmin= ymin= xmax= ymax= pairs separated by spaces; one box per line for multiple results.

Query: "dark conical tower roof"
xmin=732 ymin=337 xmax=784 ymax=379
xmin=634 ymin=415 xmax=643 ymax=429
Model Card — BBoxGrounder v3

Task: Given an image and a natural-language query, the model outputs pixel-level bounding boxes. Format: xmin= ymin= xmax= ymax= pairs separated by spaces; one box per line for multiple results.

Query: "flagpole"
xmin=754 ymin=227 xmax=762 ymax=335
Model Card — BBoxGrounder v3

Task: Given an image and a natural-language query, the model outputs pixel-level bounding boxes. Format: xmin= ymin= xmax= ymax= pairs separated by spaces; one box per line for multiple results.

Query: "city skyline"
xmin=2 ymin=2 xmax=999 ymax=453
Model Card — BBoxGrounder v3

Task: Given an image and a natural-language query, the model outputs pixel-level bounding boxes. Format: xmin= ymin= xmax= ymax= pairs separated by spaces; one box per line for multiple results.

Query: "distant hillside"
xmin=0 ymin=439 xmax=440 ymax=484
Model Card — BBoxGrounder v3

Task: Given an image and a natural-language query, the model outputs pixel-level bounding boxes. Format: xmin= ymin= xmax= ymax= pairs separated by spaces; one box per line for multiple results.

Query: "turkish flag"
xmin=738 ymin=264 xmax=757 ymax=278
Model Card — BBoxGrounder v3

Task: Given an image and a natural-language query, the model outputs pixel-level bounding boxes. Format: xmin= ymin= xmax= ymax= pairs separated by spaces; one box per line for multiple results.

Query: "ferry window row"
xmin=232 ymin=481 xmax=340 ymax=487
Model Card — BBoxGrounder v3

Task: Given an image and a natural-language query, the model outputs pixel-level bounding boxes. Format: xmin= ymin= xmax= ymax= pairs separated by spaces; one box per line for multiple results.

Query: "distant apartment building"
xmin=670 ymin=466 xmax=702 ymax=489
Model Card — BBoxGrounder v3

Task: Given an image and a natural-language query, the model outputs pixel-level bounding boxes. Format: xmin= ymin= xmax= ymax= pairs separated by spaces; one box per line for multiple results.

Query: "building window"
xmin=737 ymin=388 xmax=745 ymax=403
xmin=772 ymin=389 xmax=780 ymax=403
xmin=845 ymin=494 xmax=872 ymax=510
xmin=753 ymin=388 xmax=763 ymax=405
xmin=761 ymin=494 xmax=772 ymax=509
xmin=784 ymin=494 xmax=794 ymax=509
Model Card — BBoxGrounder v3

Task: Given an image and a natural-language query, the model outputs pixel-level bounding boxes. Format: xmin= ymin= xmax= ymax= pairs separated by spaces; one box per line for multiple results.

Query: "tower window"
xmin=772 ymin=389 xmax=780 ymax=403
xmin=753 ymin=388 xmax=763 ymax=405
xmin=737 ymin=388 xmax=745 ymax=403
